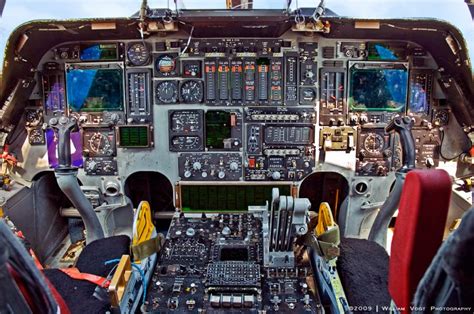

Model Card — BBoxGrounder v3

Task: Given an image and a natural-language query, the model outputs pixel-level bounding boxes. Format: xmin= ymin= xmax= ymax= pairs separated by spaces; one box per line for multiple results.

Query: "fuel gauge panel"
xmin=169 ymin=110 xmax=204 ymax=152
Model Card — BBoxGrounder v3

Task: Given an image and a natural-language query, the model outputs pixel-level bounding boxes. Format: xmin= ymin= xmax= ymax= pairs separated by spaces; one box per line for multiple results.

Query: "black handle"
xmin=385 ymin=116 xmax=416 ymax=171
xmin=49 ymin=116 xmax=78 ymax=170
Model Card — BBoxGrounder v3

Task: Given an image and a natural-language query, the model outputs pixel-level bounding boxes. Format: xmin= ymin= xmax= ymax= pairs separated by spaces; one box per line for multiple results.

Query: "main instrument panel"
xmin=32 ymin=35 xmax=445 ymax=188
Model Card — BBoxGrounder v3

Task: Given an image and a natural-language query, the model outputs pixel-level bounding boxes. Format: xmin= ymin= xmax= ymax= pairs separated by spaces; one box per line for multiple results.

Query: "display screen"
xmin=205 ymin=111 xmax=231 ymax=149
xmin=80 ymin=43 xmax=118 ymax=61
xmin=181 ymin=184 xmax=291 ymax=212
xmin=66 ymin=67 xmax=124 ymax=112
xmin=43 ymin=73 xmax=66 ymax=112
xmin=118 ymin=126 xmax=150 ymax=147
xmin=408 ymin=73 xmax=432 ymax=115
xmin=367 ymin=43 xmax=406 ymax=61
xmin=349 ymin=64 xmax=408 ymax=112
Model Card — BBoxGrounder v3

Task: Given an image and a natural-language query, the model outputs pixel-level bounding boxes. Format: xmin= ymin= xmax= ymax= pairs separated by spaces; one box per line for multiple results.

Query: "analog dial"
xmin=89 ymin=132 xmax=112 ymax=155
xmin=127 ymin=42 xmax=150 ymax=66
xmin=155 ymin=81 xmax=178 ymax=104
xmin=363 ymin=133 xmax=385 ymax=154
xmin=155 ymin=54 xmax=177 ymax=76
xmin=180 ymin=80 xmax=203 ymax=103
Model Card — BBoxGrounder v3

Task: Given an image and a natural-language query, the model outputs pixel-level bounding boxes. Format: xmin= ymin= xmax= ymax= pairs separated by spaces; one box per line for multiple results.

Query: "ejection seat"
xmin=337 ymin=169 xmax=452 ymax=312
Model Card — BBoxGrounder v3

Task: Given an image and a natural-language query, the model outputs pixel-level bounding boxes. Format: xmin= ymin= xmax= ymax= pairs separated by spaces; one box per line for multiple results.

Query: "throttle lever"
xmin=385 ymin=116 xmax=416 ymax=172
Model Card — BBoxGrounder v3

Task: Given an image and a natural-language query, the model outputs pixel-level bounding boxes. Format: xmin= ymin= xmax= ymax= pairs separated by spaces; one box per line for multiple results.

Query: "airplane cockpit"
xmin=0 ymin=0 xmax=473 ymax=313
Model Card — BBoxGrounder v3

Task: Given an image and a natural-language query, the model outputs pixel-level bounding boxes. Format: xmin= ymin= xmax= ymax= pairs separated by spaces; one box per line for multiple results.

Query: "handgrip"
xmin=385 ymin=116 xmax=416 ymax=171
xmin=49 ymin=116 xmax=79 ymax=170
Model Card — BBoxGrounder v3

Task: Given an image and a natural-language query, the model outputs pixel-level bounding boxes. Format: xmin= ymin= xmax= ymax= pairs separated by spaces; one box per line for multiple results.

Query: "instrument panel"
xmin=34 ymin=35 xmax=444 ymax=181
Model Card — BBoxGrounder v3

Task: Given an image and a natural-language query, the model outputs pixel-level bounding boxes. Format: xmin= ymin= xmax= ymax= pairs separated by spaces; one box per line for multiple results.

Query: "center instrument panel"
xmin=33 ymin=36 xmax=445 ymax=181
xmin=143 ymin=205 xmax=320 ymax=313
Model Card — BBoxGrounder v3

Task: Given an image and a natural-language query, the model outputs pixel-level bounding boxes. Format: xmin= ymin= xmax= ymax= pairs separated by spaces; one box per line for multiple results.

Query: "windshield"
xmin=0 ymin=0 xmax=473 ymax=65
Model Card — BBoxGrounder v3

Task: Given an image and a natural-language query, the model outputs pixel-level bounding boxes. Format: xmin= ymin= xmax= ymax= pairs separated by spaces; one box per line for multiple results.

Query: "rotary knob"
xmin=87 ymin=160 xmax=98 ymax=172
xmin=305 ymin=70 xmax=315 ymax=79
xmin=186 ymin=228 xmax=196 ymax=237
xmin=218 ymin=171 xmax=226 ymax=179
xmin=229 ymin=161 xmax=239 ymax=171
xmin=184 ymin=170 xmax=192 ymax=178
xmin=222 ymin=226 xmax=231 ymax=236
xmin=193 ymin=162 xmax=202 ymax=171
xmin=110 ymin=113 xmax=120 ymax=124
xmin=271 ymin=171 xmax=281 ymax=180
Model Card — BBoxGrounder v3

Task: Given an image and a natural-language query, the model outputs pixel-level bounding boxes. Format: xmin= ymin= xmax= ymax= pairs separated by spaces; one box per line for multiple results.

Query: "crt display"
xmin=367 ymin=43 xmax=406 ymax=61
xmin=66 ymin=68 xmax=124 ymax=112
xmin=181 ymin=185 xmax=291 ymax=212
xmin=205 ymin=111 xmax=231 ymax=149
xmin=80 ymin=44 xmax=118 ymax=61
xmin=118 ymin=126 xmax=150 ymax=147
xmin=349 ymin=66 xmax=408 ymax=112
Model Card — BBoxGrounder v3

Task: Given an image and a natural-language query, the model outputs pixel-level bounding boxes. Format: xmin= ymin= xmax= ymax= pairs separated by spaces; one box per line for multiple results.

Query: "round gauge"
xmin=127 ymin=42 xmax=150 ymax=66
xmin=363 ymin=133 xmax=385 ymax=154
xmin=434 ymin=110 xmax=449 ymax=126
xmin=25 ymin=110 xmax=42 ymax=127
xmin=301 ymin=87 xmax=316 ymax=102
xmin=180 ymin=80 xmax=203 ymax=103
xmin=28 ymin=128 xmax=44 ymax=145
xmin=183 ymin=61 xmax=201 ymax=77
xmin=155 ymin=81 xmax=178 ymax=104
xmin=155 ymin=54 xmax=176 ymax=76
xmin=89 ymin=132 xmax=112 ymax=155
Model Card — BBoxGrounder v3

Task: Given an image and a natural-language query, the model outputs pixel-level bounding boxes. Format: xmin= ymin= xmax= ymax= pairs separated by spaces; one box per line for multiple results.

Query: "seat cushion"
xmin=389 ymin=169 xmax=451 ymax=311
xmin=44 ymin=269 xmax=110 ymax=314
xmin=76 ymin=235 xmax=130 ymax=276
xmin=337 ymin=237 xmax=392 ymax=311
xmin=44 ymin=235 xmax=130 ymax=313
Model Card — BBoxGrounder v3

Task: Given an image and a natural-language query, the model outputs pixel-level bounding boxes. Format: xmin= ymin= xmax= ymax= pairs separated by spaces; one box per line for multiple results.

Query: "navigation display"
xmin=348 ymin=62 xmax=408 ymax=112
xmin=66 ymin=66 xmax=124 ymax=112
xmin=80 ymin=43 xmax=118 ymax=61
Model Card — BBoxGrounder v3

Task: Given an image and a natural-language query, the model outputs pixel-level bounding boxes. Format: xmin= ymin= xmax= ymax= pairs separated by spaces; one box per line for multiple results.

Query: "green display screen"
xmin=205 ymin=111 xmax=231 ymax=149
xmin=181 ymin=185 xmax=291 ymax=212
xmin=118 ymin=126 xmax=150 ymax=147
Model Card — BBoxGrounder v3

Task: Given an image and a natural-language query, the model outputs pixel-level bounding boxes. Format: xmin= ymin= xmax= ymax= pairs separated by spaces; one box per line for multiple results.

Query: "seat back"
xmin=389 ymin=169 xmax=451 ymax=312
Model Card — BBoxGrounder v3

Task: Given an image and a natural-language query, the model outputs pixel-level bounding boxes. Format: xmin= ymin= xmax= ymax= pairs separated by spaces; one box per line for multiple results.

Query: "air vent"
xmin=322 ymin=46 xmax=335 ymax=59
xmin=322 ymin=60 xmax=344 ymax=68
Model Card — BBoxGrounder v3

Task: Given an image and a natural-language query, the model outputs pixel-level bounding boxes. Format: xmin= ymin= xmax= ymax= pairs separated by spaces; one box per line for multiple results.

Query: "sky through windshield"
xmin=0 ymin=0 xmax=472 ymax=66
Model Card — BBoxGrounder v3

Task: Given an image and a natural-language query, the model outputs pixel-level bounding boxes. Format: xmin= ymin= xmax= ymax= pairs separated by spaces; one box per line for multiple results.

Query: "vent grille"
xmin=322 ymin=46 xmax=335 ymax=59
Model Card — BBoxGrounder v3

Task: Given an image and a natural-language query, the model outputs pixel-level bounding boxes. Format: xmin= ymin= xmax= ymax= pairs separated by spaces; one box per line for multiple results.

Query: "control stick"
xmin=49 ymin=116 xmax=104 ymax=243
xmin=368 ymin=116 xmax=415 ymax=246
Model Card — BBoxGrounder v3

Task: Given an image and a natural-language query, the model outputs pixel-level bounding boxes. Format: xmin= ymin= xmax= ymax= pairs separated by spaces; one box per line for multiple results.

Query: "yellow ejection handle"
xmin=315 ymin=202 xmax=336 ymax=236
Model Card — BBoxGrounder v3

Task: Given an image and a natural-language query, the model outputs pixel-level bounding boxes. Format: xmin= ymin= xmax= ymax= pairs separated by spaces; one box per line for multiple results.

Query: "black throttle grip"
xmin=385 ymin=116 xmax=416 ymax=172
xmin=49 ymin=116 xmax=79 ymax=170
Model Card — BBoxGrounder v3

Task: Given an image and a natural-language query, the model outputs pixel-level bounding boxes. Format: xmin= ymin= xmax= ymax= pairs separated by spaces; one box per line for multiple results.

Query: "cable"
xmin=131 ymin=263 xmax=147 ymax=304
xmin=179 ymin=24 xmax=194 ymax=56
xmin=104 ymin=258 xmax=148 ymax=305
